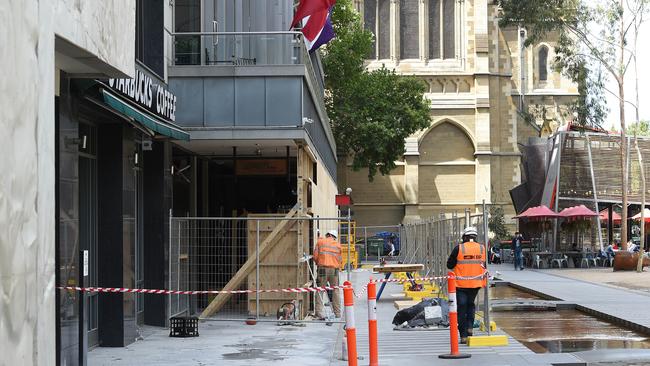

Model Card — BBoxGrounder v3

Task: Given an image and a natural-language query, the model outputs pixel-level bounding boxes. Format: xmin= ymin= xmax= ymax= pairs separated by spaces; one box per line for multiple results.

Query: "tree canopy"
xmin=498 ymin=0 xmax=608 ymax=129
xmin=628 ymin=120 xmax=650 ymax=136
xmin=321 ymin=0 xmax=431 ymax=180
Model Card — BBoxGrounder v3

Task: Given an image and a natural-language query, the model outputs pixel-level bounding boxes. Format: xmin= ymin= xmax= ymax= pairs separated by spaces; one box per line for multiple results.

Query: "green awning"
xmin=101 ymin=89 xmax=190 ymax=141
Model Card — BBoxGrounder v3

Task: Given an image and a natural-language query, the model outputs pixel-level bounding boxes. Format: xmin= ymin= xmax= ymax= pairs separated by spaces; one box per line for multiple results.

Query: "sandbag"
xmin=613 ymin=251 xmax=650 ymax=271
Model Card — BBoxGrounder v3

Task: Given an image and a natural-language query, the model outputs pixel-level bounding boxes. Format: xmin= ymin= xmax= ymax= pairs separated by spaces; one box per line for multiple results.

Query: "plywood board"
xmin=373 ymin=264 xmax=425 ymax=273
xmin=394 ymin=300 xmax=420 ymax=310
xmin=246 ymin=213 xmax=310 ymax=317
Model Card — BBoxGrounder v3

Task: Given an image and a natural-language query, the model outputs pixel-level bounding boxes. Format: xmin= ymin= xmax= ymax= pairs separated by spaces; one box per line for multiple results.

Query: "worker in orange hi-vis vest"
xmin=446 ymin=226 xmax=487 ymax=344
xmin=313 ymin=230 xmax=342 ymax=319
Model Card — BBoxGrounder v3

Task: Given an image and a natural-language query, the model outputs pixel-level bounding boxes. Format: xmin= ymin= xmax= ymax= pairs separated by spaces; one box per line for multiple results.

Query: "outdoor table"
xmin=372 ymin=263 xmax=425 ymax=301
xmin=563 ymin=251 xmax=583 ymax=268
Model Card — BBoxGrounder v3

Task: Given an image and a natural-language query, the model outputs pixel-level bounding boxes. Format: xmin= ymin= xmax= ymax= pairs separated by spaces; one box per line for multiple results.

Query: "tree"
xmin=628 ymin=120 xmax=650 ymax=136
xmin=488 ymin=206 xmax=511 ymax=242
xmin=498 ymin=0 xmax=649 ymax=248
xmin=322 ymin=0 xmax=431 ymax=180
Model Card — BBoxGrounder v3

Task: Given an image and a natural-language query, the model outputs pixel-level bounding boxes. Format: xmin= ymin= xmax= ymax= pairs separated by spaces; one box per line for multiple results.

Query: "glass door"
xmin=79 ymin=123 xmax=98 ymax=347
xmin=135 ymin=142 xmax=145 ymax=326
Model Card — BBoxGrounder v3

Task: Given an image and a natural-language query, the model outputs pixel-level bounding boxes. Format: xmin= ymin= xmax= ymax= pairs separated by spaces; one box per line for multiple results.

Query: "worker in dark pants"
xmin=446 ymin=226 xmax=487 ymax=344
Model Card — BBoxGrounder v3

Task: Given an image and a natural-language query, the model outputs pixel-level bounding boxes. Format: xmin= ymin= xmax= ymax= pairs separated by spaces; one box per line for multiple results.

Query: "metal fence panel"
xmin=167 ymin=216 xmax=345 ymax=321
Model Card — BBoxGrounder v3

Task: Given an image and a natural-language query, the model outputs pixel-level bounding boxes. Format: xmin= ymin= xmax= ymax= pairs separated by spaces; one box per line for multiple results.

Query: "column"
xmin=404 ymin=137 xmax=420 ymax=219
xmin=473 ymin=0 xmax=491 ymax=206
xmin=419 ymin=0 xmax=427 ymax=61
xmin=390 ymin=0 xmax=400 ymax=61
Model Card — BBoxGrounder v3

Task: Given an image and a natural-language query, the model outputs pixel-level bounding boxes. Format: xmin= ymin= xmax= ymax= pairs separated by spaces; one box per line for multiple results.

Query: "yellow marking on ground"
xmin=467 ymin=335 xmax=509 ymax=347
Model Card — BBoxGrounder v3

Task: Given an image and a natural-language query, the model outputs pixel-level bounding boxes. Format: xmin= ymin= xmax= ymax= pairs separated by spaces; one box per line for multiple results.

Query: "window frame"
xmin=538 ymin=45 xmax=549 ymax=83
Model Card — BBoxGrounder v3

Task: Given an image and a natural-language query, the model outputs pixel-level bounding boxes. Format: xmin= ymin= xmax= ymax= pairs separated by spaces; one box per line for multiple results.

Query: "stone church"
xmin=338 ymin=0 xmax=578 ymax=225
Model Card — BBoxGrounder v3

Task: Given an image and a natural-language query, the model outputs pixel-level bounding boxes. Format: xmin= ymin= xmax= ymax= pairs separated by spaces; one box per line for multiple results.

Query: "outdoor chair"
xmin=602 ymin=256 xmax=614 ymax=267
xmin=579 ymin=256 xmax=590 ymax=268
xmin=502 ymin=249 xmax=513 ymax=263
xmin=533 ymin=255 xmax=548 ymax=269
xmin=586 ymin=252 xmax=600 ymax=267
xmin=551 ymin=254 xmax=568 ymax=268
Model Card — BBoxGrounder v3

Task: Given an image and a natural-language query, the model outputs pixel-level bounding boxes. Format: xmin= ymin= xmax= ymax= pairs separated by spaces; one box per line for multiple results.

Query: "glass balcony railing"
xmin=170 ymin=31 xmax=306 ymax=67
xmin=169 ymin=30 xmax=325 ymax=99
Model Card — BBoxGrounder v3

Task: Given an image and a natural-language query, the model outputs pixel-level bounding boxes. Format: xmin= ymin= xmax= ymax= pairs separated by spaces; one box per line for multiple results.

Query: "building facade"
xmin=54 ymin=0 xmax=192 ymax=363
xmin=0 ymin=1 xmax=136 ymax=365
xmin=337 ymin=0 xmax=578 ymax=226
xmin=168 ymin=0 xmax=339 ymax=222
xmin=2 ymin=1 xmax=338 ymax=364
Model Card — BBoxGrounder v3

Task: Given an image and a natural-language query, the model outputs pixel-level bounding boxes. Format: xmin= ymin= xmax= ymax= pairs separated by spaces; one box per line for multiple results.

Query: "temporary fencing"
xmin=357 ymin=225 xmax=401 ymax=262
xmin=168 ymin=214 xmax=351 ymax=322
xmin=397 ymin=203 xmax=492 ymax=333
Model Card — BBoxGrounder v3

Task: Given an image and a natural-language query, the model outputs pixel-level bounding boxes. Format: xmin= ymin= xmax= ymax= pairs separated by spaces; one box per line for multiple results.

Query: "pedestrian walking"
xmin=446 ymin=226 xmax=487 ymax=344
xmin=313 ymin=230 xmax=342 ymax=319
xmin=512 ymin=232 xmax=524 ymax=270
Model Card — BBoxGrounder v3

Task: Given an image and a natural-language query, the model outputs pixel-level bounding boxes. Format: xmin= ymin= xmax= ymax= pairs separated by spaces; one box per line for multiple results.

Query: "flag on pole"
xmin=291 ymin=0 xmax=337 ymax=52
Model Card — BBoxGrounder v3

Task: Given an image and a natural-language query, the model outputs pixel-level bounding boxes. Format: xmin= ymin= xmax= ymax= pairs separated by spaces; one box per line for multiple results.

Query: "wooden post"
xmin=635 ymin=137 xmax=645 ymax=272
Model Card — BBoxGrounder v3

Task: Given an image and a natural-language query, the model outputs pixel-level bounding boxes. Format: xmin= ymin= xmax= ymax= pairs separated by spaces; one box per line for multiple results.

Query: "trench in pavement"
xmin=489 ymin=283 xmax=650 ymax=353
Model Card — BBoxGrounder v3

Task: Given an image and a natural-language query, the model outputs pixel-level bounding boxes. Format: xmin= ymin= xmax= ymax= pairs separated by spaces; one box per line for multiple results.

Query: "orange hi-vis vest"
xmin=454 ymin=241 xmax=487 ymax=288
xmin=314 ymin=237 xmax=342 ymax=269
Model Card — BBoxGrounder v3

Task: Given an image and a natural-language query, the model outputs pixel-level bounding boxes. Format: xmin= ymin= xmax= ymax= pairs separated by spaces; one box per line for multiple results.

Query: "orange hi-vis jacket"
xmin=454 ymin=241 xmax=487 ymax=288
xmin=314 ymin=236 xmax=342 ymax=269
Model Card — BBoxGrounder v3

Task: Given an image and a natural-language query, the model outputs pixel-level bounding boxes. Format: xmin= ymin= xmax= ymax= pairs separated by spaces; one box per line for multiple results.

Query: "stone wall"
xmin=0 ymin=1 xmax=134 ymax=364
xmin=340 ymin=0 xmax=577 ymax=227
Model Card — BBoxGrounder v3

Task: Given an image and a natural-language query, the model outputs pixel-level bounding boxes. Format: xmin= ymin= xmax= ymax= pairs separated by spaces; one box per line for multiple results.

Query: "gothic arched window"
xmin=539 ymin=46 xmax=549 ymax=82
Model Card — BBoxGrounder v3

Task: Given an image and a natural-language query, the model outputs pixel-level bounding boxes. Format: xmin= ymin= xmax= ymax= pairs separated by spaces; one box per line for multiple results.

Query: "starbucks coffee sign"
xmin=108 ymin=68 xmax=177 ymax=122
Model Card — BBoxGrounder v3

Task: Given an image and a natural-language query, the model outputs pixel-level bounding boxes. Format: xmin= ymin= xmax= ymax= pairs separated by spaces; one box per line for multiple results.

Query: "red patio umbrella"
xmin=631 ymin=208 xmax=650 ymax=223
xmin=599 ymin=209 xmax=621 ymax=224
xmin=559 ymin=205 xmax=599 ymax=221
xmin=514 ymin=205 xmax=559 ymax=252
xmin=514 ymin=205 xmax=560 ymax=220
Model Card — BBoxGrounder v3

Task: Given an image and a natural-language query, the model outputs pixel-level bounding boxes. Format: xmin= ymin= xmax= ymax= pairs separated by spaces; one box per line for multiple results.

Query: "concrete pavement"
xmin=348 ymin=268 xmax=583 ymax=366
xmin=88 ymin=264 xmax=650 ymax=365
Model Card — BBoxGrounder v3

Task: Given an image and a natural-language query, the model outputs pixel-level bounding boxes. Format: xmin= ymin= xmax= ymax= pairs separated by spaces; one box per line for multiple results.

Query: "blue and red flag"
xmin=291 ymin=0 xmax=336 ymax=52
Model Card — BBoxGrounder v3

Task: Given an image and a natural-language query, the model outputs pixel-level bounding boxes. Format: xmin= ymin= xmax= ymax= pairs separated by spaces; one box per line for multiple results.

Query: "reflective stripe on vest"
xmin=454 ymin=241 xmax=486 ymax=288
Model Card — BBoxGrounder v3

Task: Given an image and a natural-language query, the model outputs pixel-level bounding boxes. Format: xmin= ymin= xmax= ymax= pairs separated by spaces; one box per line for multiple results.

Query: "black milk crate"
xmin=169 ymin=316 xmax=199 ymax=337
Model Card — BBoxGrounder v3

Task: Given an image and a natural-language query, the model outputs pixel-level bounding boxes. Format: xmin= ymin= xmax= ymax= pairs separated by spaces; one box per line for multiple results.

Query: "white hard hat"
xmin=327 ymin=230 xmax=338 ymax=238
xmin=462 ymin=226 xmax=478 ymax=237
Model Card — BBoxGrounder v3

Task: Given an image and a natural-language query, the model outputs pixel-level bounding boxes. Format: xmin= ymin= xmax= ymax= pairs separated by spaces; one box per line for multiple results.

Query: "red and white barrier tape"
xmin=354 ymin=272 xmax=489 ymax=298
xmin=355 ymin=284 xmax=368 ymax=299
xmin=59 ymin=274 xmax=488 ymax=297
xmin=58 ymin=284 xmax=351 ymax=295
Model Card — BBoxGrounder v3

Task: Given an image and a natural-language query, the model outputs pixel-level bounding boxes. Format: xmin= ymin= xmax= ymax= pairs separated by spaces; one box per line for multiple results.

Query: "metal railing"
xmin=170 ymin=31 xmax=305 ymax=67
xmin=168 ymin=30 xmax=326 ymax=112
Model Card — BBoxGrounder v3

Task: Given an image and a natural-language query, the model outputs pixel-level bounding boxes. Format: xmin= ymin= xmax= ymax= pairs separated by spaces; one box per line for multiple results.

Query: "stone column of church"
xmin=390 ymin=0 xmax=399 ymax=61
xmin=473 ymin=0 xmax=492 ymax=209
xmin=404 ymin=138 xmax=420 ymax=222
xmin=418 ymin=0 xmax=427 ymax=62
